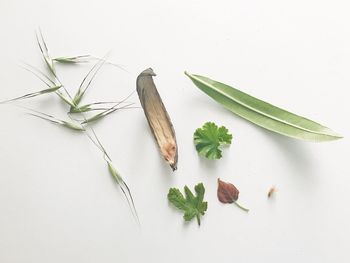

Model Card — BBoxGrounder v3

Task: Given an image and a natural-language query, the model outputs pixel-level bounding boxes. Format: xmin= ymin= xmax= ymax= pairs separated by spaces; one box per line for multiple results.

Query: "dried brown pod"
xmin=136 ymin=68 xmax=178 ymax=171
xmin=217 ymin=178 xmax=249 ymax=212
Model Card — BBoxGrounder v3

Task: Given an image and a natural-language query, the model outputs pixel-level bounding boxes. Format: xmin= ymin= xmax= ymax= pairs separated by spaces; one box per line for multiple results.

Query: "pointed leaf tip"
xmin=185 ymin=73 xmax=342 ymax=142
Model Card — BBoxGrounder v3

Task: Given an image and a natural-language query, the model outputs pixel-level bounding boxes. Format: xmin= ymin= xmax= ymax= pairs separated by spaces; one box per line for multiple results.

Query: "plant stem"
xmin=234 ymin=202 xmax=249 ymax=212
xmin=196 ymin=215 xmax=201 ymax=226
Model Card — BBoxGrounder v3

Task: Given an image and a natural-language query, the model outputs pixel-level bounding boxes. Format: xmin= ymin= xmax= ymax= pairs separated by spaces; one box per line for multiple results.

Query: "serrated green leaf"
xmin=194 ymin=183 xmax=205 ymax=205
xmin=168 ymin=188 xmax=187 ymax=210
xmin=183 ymin=209 xmax=197 ymax=221
xmin=167 ymin=183 xmax=208 ymax=226
xmin=184 ymin=186 xmax=195 ymax=202
xmin=185 ymin=72 xmax=342 ymax=142
xmin=194 ymin=122 xmax=232 ymax=159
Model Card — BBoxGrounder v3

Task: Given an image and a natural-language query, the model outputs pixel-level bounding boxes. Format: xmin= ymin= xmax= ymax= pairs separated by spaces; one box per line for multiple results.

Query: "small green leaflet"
xmin=194 ymin=122 xmax=232 ymax=159
xmin=167 ymin=183 xmax=208 ymax=226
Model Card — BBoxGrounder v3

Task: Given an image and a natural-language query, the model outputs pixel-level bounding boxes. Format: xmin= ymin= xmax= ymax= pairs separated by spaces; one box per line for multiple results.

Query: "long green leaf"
xmin=185 ymin=72 xmax=342 ymax=142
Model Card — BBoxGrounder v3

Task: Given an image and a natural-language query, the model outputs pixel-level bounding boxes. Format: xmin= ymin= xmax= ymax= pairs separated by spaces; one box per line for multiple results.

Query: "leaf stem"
xmin=233 ymin=201 xmax=249 ymax=212
xmin=196 ymin=215 xmax=201 ymax=226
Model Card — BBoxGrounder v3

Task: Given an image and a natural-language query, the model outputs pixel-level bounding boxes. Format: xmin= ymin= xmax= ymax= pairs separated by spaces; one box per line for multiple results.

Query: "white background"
xmin=0 ymin=0 xmax=349 ymax=262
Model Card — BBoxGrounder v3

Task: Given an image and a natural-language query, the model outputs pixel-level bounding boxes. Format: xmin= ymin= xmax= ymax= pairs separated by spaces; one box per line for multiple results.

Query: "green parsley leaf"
xmin=193 ymin=122 xmax=232 ymax=159
xmin=168 ymin=183 xmax=208 ymax=226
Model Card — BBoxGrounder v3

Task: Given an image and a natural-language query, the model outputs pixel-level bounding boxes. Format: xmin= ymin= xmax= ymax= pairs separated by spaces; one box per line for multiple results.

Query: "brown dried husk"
xmin=136 ymin=68 xmax=178 ymax=171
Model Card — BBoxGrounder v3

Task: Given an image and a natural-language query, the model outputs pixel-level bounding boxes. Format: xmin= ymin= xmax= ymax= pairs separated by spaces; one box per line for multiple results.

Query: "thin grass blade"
xmin=185 ymin=72 xmax=342 ymax=142
xmin=27 ymin=109 xmax=85 ymax=131
xmin=36 ymin=29 xmax=56 ymax=76
xmin=53 ymin=54 xmax=129 ymax=74
xmin=81 ymin=103 xmax=134 ymax=124
xmin=20 ymin=62 xmax=56 ymax=87
xmin=70 ymin=101 xmax=135 ymax=113
xmin=107 ymin=161 xmax=139 ymax=224
xmin=0 ymin=85 xmax=61 ymax=104
xmin=21 ymin=62 xmax=75 ymax=108
xmin=53 ymin=55 xmax=91 ymax=64
xmin=71 ymin=55 xmax=108 ymax=108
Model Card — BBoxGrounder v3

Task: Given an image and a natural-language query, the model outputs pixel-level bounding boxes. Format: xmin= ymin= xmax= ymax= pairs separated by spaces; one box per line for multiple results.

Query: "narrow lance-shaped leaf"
xmin=137 ymin=68 xmax=178 ymax=171
xmin=185 ymin=72 xmax=342 ymax=142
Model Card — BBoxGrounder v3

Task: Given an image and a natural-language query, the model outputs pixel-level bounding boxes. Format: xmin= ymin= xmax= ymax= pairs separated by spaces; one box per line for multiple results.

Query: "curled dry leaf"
xmin=217 ymin=178 xmax=249 ymax=212
xmin=137 ymin=68 xmax=178 ymax=171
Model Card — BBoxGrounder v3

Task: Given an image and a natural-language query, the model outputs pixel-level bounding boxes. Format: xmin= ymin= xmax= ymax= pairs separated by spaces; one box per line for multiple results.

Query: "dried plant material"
xmin=185 ymin=72 xmax=343 ymax=142
xmin=137 ymin=68 xmax=178 ymax=171
xmin=268 ymin=186 xmax=277 ymax=198
xmin=217 ymin=178 xmax=249 ymax=212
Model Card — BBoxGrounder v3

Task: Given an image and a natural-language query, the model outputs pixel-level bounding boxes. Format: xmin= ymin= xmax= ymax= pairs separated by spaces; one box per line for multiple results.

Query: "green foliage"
xmin=0 ymin=85 xmax=61 ymax=104
xmin=194 ymin=122 xmax=232 ymax=159
xmin=168 ymin=183 xmax=208 ymax=226
xmin=0 ymin=30 xmax=139 ymax=223
xmin=185 ymin=72 xmax=342 ymax=142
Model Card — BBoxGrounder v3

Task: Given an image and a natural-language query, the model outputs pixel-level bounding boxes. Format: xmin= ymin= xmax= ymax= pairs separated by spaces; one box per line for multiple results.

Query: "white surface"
xmin=0 ymin=0 xmax=349 ymax=262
